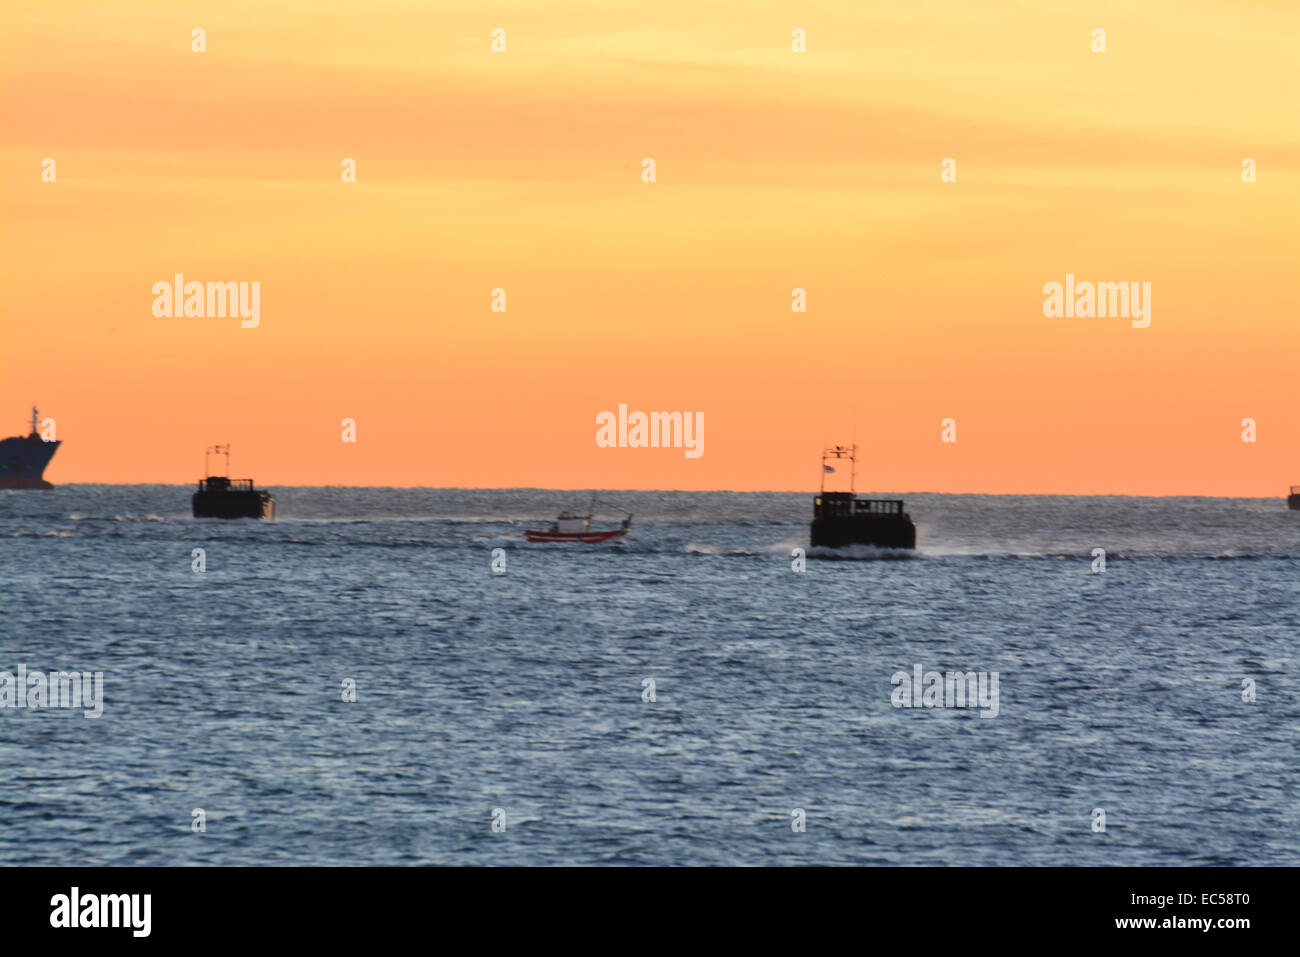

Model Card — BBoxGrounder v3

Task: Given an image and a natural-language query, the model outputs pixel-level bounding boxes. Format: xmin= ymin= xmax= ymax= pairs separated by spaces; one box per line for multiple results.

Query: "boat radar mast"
xmin=820 ymin=444 xmax=859 ymax=494
xmin=205 ymin=443 xmax=232 ymax=478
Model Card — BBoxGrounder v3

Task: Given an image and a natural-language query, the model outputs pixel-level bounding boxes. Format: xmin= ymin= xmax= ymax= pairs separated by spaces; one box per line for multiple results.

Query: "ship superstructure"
xmin=0 ymin=406 xmax=60 ymax=489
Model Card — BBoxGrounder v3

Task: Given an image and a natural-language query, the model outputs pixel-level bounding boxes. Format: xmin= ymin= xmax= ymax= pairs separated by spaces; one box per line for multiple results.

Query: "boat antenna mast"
xmin=820 ymin=444 xmax=858 ymax=494
xmin=205 ymin=444 xmax=231 ymax=478
xmin=30 ymin=405 xmax=39 ymax=436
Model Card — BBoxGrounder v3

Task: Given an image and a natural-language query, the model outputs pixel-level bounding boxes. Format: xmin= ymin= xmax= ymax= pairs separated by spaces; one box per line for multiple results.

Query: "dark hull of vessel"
xmin=192 ymin=490 xmax=274 ymax=519
xmin=1289 ymin=493 xmax=1300 ymax=511
xmin=0 ymin=435 xmax=60 ymax=489
xmin=0 ymin=475 xmax=55 ymax=490
xmin=525 ymin=528 xmax=628 ymax=543
xmin=810 ymin=514 xmax=917 ymax=549
xmin=193 ymin=487 xmax=275 ymax=519
xmin=811 ymin=490 xmax=917 ymax=550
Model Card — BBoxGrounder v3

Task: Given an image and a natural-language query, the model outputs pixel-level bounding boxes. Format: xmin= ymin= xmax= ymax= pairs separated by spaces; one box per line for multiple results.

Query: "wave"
xmin=806 ymin=544 xmax=924 ymax=561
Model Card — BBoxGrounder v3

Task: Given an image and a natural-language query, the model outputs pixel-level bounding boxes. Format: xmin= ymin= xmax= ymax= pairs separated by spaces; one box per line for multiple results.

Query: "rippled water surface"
xmin=2 ymin=486 xmax=1297 ymax=864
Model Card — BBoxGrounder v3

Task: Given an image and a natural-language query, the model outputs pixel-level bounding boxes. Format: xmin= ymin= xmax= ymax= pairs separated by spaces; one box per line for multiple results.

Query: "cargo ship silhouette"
xmin=810 ymin=444 xmax=916 ymax=549
xmin=1289 ymin=486 xmax=1300 ymax=510
xmin=192 ymin=445 xmax=275 ymax=519
xmin=0 ymin=406 xmax=60 ymax=489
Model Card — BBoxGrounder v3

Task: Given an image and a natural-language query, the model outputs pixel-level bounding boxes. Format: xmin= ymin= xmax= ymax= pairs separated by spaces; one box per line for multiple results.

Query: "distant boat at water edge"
xmin=526 ymin=496 xmax=631 ymax=543
xmin=0 ymin=406 xmax=59 ymax=489
xmin=810 ymin=444 xmax=917 ymax=549
xmin=192 ymin=444 xmax=275 ymax=519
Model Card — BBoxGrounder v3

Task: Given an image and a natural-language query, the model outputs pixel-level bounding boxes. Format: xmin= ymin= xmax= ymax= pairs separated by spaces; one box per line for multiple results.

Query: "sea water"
xmin=1 ymin=487 xmax=1296 ymax=865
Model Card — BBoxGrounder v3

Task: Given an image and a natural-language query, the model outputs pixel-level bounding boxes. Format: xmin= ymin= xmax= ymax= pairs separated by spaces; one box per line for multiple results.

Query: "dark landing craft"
xmin=810 ymin=444 xmax=917 ymax=549
xmin=1289 ymin=486 xmax=1300 ymax=510
xmin=0 ymin=406 xmax=60 ymax=489
xmin=192 ymin=444 xmax=274 ymax=519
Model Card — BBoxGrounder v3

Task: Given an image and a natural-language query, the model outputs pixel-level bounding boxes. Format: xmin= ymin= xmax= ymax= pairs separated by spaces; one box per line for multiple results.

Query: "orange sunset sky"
xmin=1 ymin=1 xmax=1296 ymax=493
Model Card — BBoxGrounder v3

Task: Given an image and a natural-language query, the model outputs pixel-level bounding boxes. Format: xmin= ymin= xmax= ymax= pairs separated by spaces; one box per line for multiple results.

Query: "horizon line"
xmin=20 ymin=482 xmax=1293 ymax=501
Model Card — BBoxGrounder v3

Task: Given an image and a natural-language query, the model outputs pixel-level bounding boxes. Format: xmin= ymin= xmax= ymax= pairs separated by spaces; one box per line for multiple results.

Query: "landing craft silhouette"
xmin=191 ymin=444 xmax=274 ymax=519
xmin=810 ymin=445 xmax=916 ymax=549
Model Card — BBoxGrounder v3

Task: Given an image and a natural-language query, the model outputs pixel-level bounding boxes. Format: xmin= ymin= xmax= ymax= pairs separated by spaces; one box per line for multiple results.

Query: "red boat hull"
xmin=525 ymin=528 xmax=628 ymax=544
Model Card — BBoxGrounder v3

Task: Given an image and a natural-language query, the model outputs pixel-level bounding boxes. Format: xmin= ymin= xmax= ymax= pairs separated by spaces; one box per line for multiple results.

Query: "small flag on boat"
xmin=824 ymin=465 xmax=835 ymax=473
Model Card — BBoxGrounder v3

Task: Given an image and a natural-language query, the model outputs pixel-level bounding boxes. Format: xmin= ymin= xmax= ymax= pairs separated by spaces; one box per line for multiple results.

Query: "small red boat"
xmin=526 ymin=502 xmax=631 ymax=543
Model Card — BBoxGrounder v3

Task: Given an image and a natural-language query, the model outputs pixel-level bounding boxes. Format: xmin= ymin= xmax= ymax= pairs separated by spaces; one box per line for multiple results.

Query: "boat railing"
xmin=199 ymin=477 xmax=256 ymax=492
xmin=815 ymin=494 xmax=905 ymax=518
xmin=853 ymin=498 xmax=905 ymax=515
xmin=1291 ymin=486 xmax=1300 ymax=495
